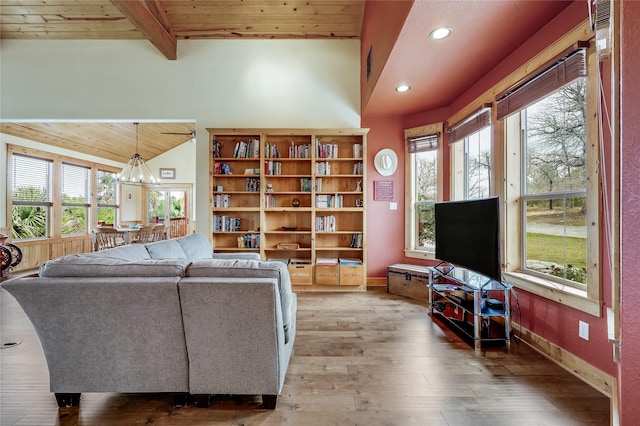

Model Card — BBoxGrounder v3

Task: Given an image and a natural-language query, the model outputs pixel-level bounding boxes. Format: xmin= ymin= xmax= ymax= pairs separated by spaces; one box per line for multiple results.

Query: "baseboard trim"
xmin=514 ymin=322 xmax=615 ymax=398
xmin=367 ymin=277 xmax=386 ymax=287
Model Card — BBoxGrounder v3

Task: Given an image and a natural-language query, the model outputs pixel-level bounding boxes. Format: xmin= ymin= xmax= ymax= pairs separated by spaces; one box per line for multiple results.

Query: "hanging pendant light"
xmin=118 ymin=122 xmax=157 ymax=185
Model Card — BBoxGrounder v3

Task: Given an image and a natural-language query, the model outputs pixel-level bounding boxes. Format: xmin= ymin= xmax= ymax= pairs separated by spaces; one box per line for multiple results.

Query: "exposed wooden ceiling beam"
xmin=110 ymin=0 xmax=177 ymax=60
xmin=144 ymin=0 xmax=175 ymax=38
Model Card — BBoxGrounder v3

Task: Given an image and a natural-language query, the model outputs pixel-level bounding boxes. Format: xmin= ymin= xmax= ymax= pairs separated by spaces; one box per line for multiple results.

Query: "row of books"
xmin=213 ymin=215 xmax=241 ymax=232
xmin=301 ymin=177 xmax=313 ymax=192
xmin=238 ymin=233 xmax=260 ymax=248
xmin=315 ymin=194 xmax=344 ymax=208
xmin=265 ymin=160 xmax=282 ymax=175
xmin=352 ymin=162 xmax=363 ymax=175
xmin=315 ymin=161 xmax=331 ymax=176
xmin=213 ymin=194 xmax=231 ymax=208
xmin=316 ymin=215 xmax=336 ymax=232
xmin=316 ymin=258 xmax=362 ymax=265
xmin=265 ymin=143 xmax=282 ymax=158
xmin=350 ymin=233 xmax=363 ymax=248
xmin=212 ymin=139 xmax=222 ymax=158
xmin=316 ymin=139 xmax=339 ymax=159
xmin=246 ymin=178 xmax=260 ymax=192
xmin=289 ymin=142 xmax=312 ymax=158
xmin=233 ymin=139 xmax=260 ymax=158
xmin=265 ymin=194 xmax=277 ymax=207
xmin=353 ymin=143 xmax=364 ymax=159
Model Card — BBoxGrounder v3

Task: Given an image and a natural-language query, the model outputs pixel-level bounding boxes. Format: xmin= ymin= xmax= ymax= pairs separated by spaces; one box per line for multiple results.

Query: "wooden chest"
xmin=387 ymin=264 xmax=431 ymax=302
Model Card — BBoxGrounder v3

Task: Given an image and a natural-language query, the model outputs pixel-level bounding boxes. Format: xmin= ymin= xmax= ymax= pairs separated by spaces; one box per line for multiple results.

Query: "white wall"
xmin=0 ymin=38 xmax=361 ymax=234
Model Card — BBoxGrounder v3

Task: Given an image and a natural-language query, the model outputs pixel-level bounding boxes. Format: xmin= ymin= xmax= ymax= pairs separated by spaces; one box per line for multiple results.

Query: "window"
xmin=501 ymin=47 xmax=598 ymax=296
xmin=10 ymin=155 xmax=52 ymax=239
xmin=404 ymin=123 xmax=442 ymax=257
xmin=61 ymin=163 xmax=90 ymax=235
xmin=521 ymin=80 xmax=588 ymax=286
xmin=449 ymin=108 xmax=492 ymax=200
xmin=97 ymin=170 xmax=118 ymax=225
xmin=8 ymin=146 xmax=121 ymax=241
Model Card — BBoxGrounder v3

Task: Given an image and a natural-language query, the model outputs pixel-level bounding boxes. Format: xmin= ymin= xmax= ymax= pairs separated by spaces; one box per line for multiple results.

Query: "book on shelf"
xmin=316 ymin=139 xmax=339 ymax=159
xmin=353 ymin=144 xmax=363 ymax=159
xmin=289 ymin=141 xmax=311 ymax=158
xmin=265 ymin=194 xmax=277 ymax=207
xmin=315 ymin=161 xmax=331 ymax=175
xmin=214 ymin=194 xmax=231 ymax=208
xmin=316 ymin=215 xmax=336 ymax=232
xmin=213 ymin=215 xmax=241 ymax=232
xmin=315 ymin=177 xmax=323 ymax=192
xmin=233 ymin=139 xmax=260 ymax=158
xmin=245 ymin=178 xmax=260 ymax=192
xmin=300 ymin=177 xmax=312 ymax=192
xmin=264 ymin=160 xmax=282 ymax=175
xmin=212 ymin=139 xmax=222 ymax=158
xmin=265 ymin=143 xmax=281 ymax=158
xmin=350 ymin=233 xmax=363 ymax=248
xmin=353 ymin=162 xmax=363 ymax=175
xmin=316 ymin=257 xmax=338 ymax=265
xmin=339 ymin=258 xmax=362 ymax=265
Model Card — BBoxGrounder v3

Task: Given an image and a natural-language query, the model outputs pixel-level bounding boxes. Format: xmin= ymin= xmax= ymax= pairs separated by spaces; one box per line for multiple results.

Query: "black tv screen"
xmin=434 ymin=197 xmax=502 ymax=281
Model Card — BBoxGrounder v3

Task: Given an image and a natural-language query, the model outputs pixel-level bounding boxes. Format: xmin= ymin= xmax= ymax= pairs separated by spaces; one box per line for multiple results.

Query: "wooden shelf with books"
xmin=208 ymin=128 xmax=368 ymax=290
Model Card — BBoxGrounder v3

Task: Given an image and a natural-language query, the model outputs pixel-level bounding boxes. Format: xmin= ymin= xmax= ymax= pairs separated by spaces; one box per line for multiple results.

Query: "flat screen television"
xmin=434 ymin=197 xmax=502 ymax=282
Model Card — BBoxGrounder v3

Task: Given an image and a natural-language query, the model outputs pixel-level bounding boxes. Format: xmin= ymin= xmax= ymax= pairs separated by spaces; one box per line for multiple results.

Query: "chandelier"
xmin=118 ymin=122 xmax=157 ymax=185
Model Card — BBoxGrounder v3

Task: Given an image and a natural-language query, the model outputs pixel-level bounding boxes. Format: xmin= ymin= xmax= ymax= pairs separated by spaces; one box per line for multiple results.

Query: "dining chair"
xmin=92 ymin=227 xmax=127 ymax=251
xmin=151 ymin=224 xmax=166 ymax=242
xmin=133 ymin=225 xmax=155 ymax=244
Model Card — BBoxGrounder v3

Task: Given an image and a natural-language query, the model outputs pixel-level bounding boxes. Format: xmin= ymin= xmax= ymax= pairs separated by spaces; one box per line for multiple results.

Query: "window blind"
xmin=447 ymin=107 xmax=491 ymax=144
xmin=496 ymin=48 xmax=587 ymax=120
xmin=12 ymin=154 xmax=52 ymax=202
xmin=62 ymin=163 xmax=90 ymax=205
xmin=408 ymin=133 xmax=439 ymax=153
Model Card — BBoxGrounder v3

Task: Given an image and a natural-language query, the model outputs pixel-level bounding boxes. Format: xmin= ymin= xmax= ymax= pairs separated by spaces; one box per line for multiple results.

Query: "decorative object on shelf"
xmin=356 ymin=179 xmax=362 ymax=192
xmin=292 ymin=197 xmax=301 ymax=207
xmin=159 ymin=168 xmax=175 ymax=179
xmin=118 ymin=122 xmax=157 ymax=185
xmin=266 ymin=183 xmax=274 ymax=192
xmin=374 ymin=148 xmax=398 ymax=176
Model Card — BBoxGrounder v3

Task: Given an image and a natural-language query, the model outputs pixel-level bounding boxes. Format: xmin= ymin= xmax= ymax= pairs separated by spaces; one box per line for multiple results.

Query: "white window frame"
xmin=404 ymin=123 xmax=443 ymax=260
xmin=501 ymin=44 xmax=600 ymax=315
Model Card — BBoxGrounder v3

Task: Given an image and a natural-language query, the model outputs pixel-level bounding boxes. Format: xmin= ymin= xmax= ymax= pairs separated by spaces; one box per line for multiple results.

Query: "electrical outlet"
xmin=579 ymin=320 xmax=589 ymax=341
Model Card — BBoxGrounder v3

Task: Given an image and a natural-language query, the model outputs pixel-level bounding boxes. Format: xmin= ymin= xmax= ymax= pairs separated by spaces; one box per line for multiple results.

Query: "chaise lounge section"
xmin=1 ymin=233 xmax=296 ymax=410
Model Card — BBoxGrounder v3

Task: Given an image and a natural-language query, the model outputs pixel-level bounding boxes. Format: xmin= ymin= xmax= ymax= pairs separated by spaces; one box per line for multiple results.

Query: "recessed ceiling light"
xmin=429 ymin=26 xmax=453 ymax=40
xmin=395 ymin=85 xmax=411 ymax=93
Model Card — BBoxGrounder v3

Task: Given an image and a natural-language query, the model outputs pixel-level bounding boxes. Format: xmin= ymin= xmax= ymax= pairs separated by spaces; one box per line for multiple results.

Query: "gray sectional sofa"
xmin=1 ymin=233 xmax=296 ymax=410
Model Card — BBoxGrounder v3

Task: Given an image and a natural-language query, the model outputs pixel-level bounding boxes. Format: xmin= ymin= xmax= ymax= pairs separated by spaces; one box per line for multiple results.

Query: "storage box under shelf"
xmin=316 ymin=263 xmax=339 ymax=285
xmin=288 ymin=263 xmax=313 ymax=286
xmin=339 ymin=260 xmax=363 ymax=285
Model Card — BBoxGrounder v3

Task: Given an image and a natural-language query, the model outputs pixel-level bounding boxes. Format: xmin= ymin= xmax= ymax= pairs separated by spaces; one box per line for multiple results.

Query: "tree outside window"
xmin=523 ymin=79 xmax=587 ymax=285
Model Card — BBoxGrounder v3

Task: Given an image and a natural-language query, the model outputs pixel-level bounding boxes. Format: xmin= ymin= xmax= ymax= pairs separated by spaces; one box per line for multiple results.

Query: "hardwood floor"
xmin=1 ymin=287 xmax=609 ymax=425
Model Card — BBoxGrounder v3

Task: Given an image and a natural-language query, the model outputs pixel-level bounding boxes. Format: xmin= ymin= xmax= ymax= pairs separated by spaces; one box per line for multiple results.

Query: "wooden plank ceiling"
xmin=0 ymin=122 xmax=196 ymax=164
xmin=0 ymin=1 xmax=364 ymax=162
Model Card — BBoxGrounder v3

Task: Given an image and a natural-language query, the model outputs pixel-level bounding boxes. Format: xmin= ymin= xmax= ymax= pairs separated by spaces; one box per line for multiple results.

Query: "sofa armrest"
xmin=211 ymin=252 xmax=261 ymax=260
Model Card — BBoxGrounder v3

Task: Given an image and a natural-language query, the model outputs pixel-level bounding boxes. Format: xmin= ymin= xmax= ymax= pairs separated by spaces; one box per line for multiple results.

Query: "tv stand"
xmin=428 ymin=264 xmax=511 ymax=351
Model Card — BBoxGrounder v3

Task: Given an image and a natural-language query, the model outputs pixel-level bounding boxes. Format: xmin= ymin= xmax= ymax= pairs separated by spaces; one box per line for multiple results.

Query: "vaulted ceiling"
xmin=0 ymin=0 xmax=576 ymax=160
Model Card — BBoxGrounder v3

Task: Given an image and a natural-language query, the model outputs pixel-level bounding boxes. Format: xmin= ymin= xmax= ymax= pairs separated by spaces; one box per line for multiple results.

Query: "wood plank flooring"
xmin=0 ymin=287 xmax=610 ymax=425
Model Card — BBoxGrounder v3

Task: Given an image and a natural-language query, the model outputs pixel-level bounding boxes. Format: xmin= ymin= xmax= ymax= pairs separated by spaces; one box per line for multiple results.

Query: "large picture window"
xmin=500 ymin=47 xmax=598 ymax=295
xmin=404 ymin=124 xmax=442 ymax=257
xmin=97 ymin=170 xmax=119 ymax=225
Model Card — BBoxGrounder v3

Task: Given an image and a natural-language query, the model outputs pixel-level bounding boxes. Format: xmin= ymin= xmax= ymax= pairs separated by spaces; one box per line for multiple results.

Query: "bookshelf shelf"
xmin=209 ymin=128 xmax=368 ymax=290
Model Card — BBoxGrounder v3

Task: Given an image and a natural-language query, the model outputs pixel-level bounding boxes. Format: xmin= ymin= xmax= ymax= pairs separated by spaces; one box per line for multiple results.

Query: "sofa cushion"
xmin=83 ymin=243 xmax=151 ymax=261
xmin=39 ymin=256 xmax=191 ymax=278
xmin=175 ymin=233 xmax=213 ymax=260
xmin=187 ymin=259 xmax=294 ymax=334
xmin=145 ymin=239 xmax=188 ymax=259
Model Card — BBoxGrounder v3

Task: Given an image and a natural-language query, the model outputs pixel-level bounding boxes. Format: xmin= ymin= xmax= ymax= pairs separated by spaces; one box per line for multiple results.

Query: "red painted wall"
xmin=619 ymin=0 xmax=640 ymax=422
xmin=361 ymin=0 xmax=620 ymax=396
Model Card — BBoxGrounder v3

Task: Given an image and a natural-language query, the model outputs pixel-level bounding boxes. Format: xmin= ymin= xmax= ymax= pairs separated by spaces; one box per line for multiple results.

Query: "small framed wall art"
xmin=374 ymin=180 xmax=394 ymax=201
xmin=159 ymin=168 xmax=176 ymax=179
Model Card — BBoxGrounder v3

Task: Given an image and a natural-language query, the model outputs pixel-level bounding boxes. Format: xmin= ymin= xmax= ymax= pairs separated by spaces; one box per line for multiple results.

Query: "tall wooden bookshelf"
xmin=208 ymin=128 xmax=368 ymax=291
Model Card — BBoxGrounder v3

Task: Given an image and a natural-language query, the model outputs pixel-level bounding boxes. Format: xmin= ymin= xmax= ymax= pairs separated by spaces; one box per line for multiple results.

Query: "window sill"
xmin=503 ymin=271 xmax=601 ymax=317
xmin=404 ymin=249 xmax=436 ymax=260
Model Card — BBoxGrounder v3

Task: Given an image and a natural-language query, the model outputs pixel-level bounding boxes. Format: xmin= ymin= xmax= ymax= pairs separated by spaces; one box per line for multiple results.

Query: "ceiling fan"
xmin=160 ymin=124 xmax=196 ymax=139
